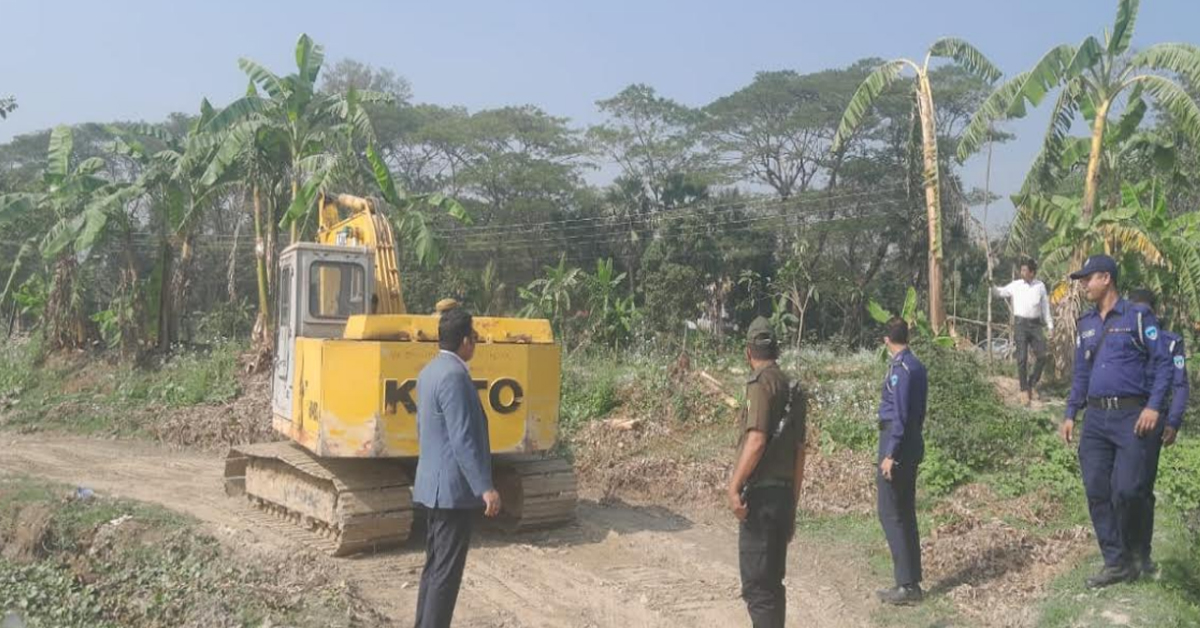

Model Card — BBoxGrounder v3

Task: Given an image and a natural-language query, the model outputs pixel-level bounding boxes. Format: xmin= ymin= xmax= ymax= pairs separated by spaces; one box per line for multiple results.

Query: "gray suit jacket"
xmin=413 ymin=351 xmax=494 ymax=509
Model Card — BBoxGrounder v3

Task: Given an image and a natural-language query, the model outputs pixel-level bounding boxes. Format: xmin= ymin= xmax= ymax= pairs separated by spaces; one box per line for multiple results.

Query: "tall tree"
xmin=320 ymin=59 xmax=413 ymax=102
xmin=704 ymin=65 xmax=869 ymax=199
xmin=833 ymin=38 xmax=1001 ymax=334
xmin=589 ymin=84 xmax=714 ymax=209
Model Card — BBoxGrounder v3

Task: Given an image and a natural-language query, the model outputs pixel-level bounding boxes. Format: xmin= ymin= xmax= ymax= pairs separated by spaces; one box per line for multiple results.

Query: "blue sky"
xmin=3 ymin=0 xmax=1198 ymax=226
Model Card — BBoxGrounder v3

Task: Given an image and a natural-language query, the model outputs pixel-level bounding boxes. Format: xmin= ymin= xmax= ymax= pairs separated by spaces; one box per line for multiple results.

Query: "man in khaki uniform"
xmin=727 ymin=317 xmax=808 ymax=628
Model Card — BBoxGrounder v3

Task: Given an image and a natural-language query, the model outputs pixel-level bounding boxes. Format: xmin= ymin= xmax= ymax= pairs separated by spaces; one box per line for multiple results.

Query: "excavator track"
xmin=493 ymin=456 xmax=578 ymax=532
xmin=224 ymin=441 xmax=414 ymax=557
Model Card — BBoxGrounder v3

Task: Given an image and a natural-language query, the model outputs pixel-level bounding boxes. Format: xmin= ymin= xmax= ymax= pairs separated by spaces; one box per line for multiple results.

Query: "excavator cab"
xmin=272 ymin=243 xmax=373 ymax=419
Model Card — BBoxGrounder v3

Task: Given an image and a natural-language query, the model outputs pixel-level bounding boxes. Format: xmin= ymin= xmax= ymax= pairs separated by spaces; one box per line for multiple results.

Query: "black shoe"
xmin=1141 ymin=557 xmax=1158 ymax=577
xmin=1085 ymin=564 xmax=1137 ymax=589
xmin=876 ymin=584 xmax=924 ymax=605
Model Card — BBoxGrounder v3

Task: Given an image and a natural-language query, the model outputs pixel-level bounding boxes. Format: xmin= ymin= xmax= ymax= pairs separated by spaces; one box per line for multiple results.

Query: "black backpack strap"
xmin=1088 ymin=317 xmax=1116 ymax=366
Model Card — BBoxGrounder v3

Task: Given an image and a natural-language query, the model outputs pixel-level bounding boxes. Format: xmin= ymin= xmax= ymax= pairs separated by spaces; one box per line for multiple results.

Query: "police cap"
xmin=1069 ymin=254 xmax=1119 ymax=282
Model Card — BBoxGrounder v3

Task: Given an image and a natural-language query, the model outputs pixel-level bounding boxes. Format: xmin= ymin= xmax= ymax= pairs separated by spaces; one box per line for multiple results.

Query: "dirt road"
xmin=0 ymin=434 xmax=874 ymax=627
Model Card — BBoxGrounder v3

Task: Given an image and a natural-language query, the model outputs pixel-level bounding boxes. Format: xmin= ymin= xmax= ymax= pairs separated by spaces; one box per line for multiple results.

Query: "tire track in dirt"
xmin=0 ymin=434 xmax=873 ymax=627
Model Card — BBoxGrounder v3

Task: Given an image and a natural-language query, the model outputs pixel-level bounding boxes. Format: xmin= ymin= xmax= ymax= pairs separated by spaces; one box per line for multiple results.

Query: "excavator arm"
xmin=316 ymin=193 xmax=406 ymax=315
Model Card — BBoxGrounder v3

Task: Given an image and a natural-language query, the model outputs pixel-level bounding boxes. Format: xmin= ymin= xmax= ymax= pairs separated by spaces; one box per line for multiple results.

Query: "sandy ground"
xmin=0 ymin=433 xmax=875 ymax=627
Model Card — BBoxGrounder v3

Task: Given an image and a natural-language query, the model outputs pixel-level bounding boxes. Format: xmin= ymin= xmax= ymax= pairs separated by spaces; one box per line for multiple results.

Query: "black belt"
xmin=1087 ymin=396 xmax=1147 ymax=410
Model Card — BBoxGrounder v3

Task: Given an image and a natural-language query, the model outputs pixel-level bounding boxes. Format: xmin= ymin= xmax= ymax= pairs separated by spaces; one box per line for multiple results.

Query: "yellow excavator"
xmin=223 ymin=193 xmax=577 ymax=555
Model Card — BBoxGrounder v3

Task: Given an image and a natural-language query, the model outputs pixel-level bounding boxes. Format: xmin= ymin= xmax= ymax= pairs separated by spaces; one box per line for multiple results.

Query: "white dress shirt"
xmin=993 ymin=280 xmax=1053 ymax=330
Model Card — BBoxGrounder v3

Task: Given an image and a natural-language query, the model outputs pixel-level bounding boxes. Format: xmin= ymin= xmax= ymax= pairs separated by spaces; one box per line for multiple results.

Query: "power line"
xmin=439 ymin=185 xmax=907 ymax=238
xmin=451 ymin=197 xmax=905 ymax=252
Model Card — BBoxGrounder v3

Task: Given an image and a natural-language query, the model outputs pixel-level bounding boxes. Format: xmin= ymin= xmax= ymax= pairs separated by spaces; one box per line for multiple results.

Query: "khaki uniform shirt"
xmin=737 ymin=363 xmax=804 ymax=486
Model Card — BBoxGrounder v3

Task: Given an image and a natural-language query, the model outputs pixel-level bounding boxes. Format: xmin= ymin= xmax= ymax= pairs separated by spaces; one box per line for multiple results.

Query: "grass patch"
xmin=0 ymin=475 xmax=357 ymax=628
xmin=0 ymin=340 xmax=244 ymax=438
xmin=1035 ymin=504 xmax=1200 ymax=627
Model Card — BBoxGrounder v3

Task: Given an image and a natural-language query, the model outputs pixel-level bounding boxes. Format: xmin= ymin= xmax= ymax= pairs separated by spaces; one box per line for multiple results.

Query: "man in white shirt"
xmin=992 ymin=258 xmax=1054 ymax=404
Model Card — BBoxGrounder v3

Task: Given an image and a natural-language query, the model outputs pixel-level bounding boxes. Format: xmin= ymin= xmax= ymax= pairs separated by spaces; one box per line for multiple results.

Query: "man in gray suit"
xmin=413 ymin=307 xmax=502 ymax=628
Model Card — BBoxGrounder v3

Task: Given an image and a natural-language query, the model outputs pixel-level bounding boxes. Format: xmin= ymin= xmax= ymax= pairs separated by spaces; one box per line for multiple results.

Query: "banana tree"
xmin=833 ymin=38 xmax=1001 ymax=334
xmin=1103 ymin=181 xmax=1200 ymax=327
xmin=583 ymin=258 xmax=635 ymax=347
xmin=0 ymin=126 xmax=135 ymax=348
xmin=1021 ymin=185 xmax=1194 ymax=369
xmin=123 ymin=102 xmax=238 ymax=349
xmin=518 ymin=255 xmax=582 ymax=347
xmin=203 ymin=34 xmax=393 ymax=243
xmin=958 ymin=0 xmax=1200 ymax=221
xmin=868 ymin=286 xmax=956 ymax=352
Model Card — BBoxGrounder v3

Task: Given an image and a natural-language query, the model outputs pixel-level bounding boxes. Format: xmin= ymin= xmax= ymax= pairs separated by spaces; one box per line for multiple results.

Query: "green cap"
xmin=747 ymin=316 xmax=776 ymax=347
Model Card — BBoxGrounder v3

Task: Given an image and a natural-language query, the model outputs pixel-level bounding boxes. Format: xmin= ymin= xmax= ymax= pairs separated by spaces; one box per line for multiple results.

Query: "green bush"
xmin=920 ymin=445 xmax=973 ymax=496
xmin=116 ymin=342 xmax=241 ymax=407
xmin=0 ymin=477 xmax=348 ymax=628
xmin=1159 ymin=436 xmax=1200 ymax=519
xmin=918 ymin=341 xmax=1039 ymax=472
xmin=802 ymin=347 xmax=880 ymax=453
xmin=989 ymin=431 xmax=1080 ymax=499
xmin=560 ymin=358 xmax=621 ymax=434
xmin=0 ymin=337 xmax=42 ymax=394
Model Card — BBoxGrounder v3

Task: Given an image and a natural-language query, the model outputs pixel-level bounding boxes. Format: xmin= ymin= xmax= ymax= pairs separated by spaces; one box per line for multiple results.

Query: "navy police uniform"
xmin=1137 ymin=330 xmax=1189 ymax=564
xmin=1065 ymin=264 xmax=1174 ymax=573
xmin=877 ymin=347 xmax=927 ymax=588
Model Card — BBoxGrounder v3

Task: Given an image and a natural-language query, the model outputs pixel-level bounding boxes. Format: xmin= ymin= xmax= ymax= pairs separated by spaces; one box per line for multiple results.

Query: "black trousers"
xmin=739 ymin=486 xmax=794 ymax=628
xmin=414 ymin=508 xmax=476 ymax=628
xmin=1014 ymin=317 xmax=1048 ymax=392
xmin=877 ymin=443 xmax=922 ymax=587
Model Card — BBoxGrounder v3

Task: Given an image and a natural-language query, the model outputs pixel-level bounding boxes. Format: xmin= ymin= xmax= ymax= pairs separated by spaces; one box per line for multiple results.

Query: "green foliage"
xmin=0 ymin=476 xmax=350 ymax=628
xmin=518 ymin=255 xmax=583 ymax=345
xmin=867 ymin=287 xmax=954 ymax=348
xmin=919 ymin=341 xmax=1037 ymax=472
xmin=580 ymin=258 xmax=637 ymax=348
xmin=559 ymin=363 xmax=621 ymax=435
xmin=1159 ymin=437 xmax=1200 ymax=518
xmin=989 ymin=431 xmax=1081 ymax=499
xmin=117 ymin=343 xmax=241 ymax=407
xmin=919 ymin=445 xmax=973 ymax=496
xmin=802 ymin=348 xmax=881 ymax=453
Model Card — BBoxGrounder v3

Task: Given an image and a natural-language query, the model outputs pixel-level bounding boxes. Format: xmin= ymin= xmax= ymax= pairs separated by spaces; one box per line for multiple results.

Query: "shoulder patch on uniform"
xmin=1145 ymin=326 xmax=1158 ymax=341
xmin=1081 ymin=329 xmax=1096 ymax=339
xmin=889 ymin=373 xmax=899 ymax=386
xmin=1176 ymin=355 xmax=1186 ymax=370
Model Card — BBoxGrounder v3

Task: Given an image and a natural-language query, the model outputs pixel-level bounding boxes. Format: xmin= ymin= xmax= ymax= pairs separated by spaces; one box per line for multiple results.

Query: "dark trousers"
xmin=739 ymin=486 xmax=794 ymax=628
xmin=877 ymin=440 xmax=922 ymax=586
xmin=1137 ymin=420 xmax=1167 ymax=562
xmin=1078 ymin=407 xmax=1155 ymax=568
xmin=414 ymin=508 xmax=476 ymax=628
xmin=1014 ymin=317 xmax=1048 ymax=392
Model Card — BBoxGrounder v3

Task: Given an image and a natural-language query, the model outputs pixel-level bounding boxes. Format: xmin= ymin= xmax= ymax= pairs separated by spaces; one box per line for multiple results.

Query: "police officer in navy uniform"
xmin=1127 ymin=288 xmax=1190 ymax=575
xmin=1060 ymin=255 xmax=1174 ymax=588
xmin=875 ymin=317 xmax=928 ymax=605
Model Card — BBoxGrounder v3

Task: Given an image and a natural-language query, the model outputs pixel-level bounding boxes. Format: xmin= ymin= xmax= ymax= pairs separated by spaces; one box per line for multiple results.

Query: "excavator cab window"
xmin=309 ymin=261 xmax=367 ymax=319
